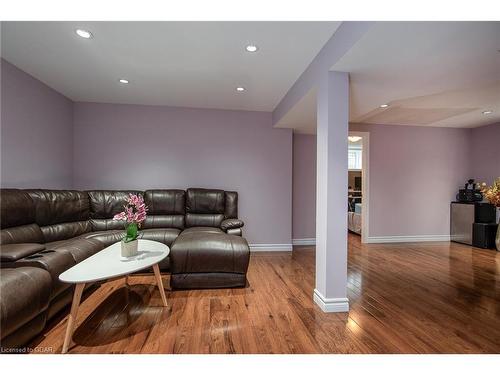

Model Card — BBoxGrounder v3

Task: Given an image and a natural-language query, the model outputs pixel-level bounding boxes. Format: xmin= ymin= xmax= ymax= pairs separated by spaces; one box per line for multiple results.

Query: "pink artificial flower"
xmin=127 ymin=194 xmax=138 ymax=206
xmin=136 ymin=212 xmax=147 ymax=223
xmin=112 ymin=194 xmax=148 ymax=224
xmin=113 ymin=211 xmax=127 ymax=221
xmin=126 ymin=207 xmax=135 ymax=222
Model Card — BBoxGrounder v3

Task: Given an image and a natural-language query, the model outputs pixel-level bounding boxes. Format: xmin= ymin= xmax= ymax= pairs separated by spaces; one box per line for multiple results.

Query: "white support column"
xmin=314 ymin=71 xmax=349 ymax=313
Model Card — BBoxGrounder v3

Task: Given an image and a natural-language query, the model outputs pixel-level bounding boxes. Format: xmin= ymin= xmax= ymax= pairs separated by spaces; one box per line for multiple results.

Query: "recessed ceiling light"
xmin=119 ymin=79 xmax=129 ymax=84
xmin=236 ymin=87 xmax=245 ymax=92
xmin=245 ymin=44 xmax=259 ymax=53
xmin=482 ymin=110 xmax=493 ymax=115
xmin=75 ymin=29 xmax=93 ymax=39
xmin=348 ymin=136 xmax=362 ymax=142
xmin=379 ymin=104 xmax=389 ymax=108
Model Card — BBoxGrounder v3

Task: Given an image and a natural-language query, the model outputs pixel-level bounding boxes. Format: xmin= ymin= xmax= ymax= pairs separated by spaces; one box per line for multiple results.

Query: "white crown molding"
xmin=249 ymin=243 xmax=293 ymax=252
xmin=366 ymin=235 xmax=451 ymax=243
xmin=292 ymin=238 xmax=316 ymax=246
xmin=313 ymin=289 xmax=349 ymax=313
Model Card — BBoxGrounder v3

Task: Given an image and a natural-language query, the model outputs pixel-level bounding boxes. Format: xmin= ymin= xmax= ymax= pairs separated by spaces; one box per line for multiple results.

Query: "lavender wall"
xmin=470 ymin=123 xmax=500 ymax=185
xmin=293 ymin=124 xmax=474 ymax=239
xmin=292 ymin=134 xmax=316 ymax=239
xmin=351 ymin=123 xmax=471 ymax=238
xmin=73 ymin=102 xmax=293 ymax=246
xmin=1 ymin=59 xmax=73 ymax=188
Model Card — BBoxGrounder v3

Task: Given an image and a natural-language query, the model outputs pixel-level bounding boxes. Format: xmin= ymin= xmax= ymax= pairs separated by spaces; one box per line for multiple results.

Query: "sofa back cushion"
xmin=224 ymin=191 xmax=238 ymax=219
xmin=143 ymin=190 xmax=185 ymax=230
xmin=0 ymin=189 xmax=45 ymax=244
xmin=0 ymin=224 xmax=45 ymax=245
xmin=26 ymin=190 xmax=90 ymax=225
xmin=185 ymin=188 xmax=225 ymax=227
xmin=1 ymin=189 xmax=36 ymax=229
xmin=87 ymin=190 xmax=143 ymax=231
xmin=25 ymin=190 xmax=91 ymax=243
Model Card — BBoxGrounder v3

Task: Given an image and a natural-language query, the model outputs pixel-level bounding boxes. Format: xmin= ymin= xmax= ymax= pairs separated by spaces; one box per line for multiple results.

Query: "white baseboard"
xmin=313 ymin=289 xmax=349 ymax=313
xmin=366 ymin=235 xmax=451 ymax=243
xmin=292 ymin=238 xmax=316 ymax=246
xmin=249 ymin=243 xmax=293 ymax=252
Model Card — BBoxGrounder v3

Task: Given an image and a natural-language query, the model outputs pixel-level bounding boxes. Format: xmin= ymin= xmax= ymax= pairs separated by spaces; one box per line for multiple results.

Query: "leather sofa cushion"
xmin=87 ymin=190 xmax=143 ymax=219
xmin=83 ymin=228 xmax=180 ymax=247
xmin=180 ymin=227 xmax=224 ymax=235
xmin=14 ymin=249 xmax=76 ymax=299
xmin=185 ymin=213 xmax=224 ymax=228
xmin=90 ymin=218 xmax=126 ymax=231
xmin=83 ymin=230 xmax=124 ymax=247
xmin=26 ymin=190 xmax=90 ymax=226
xmin=186 ymin=188 xmax=225 ymax=214
xmin=45 ymin=237 xmax=104 ymax=263
xmin=185 ymin=189 xmax=226 ymax=228
xmin=41 ymin=220 xmax=92 ymax=243
xmin=170 ymin=232 xmax=250 ymax=274
xmin=1 ymin=311 xmax=47 ymax=349
xmin=144 ymin=190 xmax=185 ymax=215
xmin=143 ymin=190 xmax=186 ymax=230
xmin=1 ymin=224 xmax=45 ymax=245
xmin=0 ymin=267 xmax=52 ymax=340
xmin=224 ymin=191 xmax=238 ymax=219
xmin=0 ymin=243 xmax=46 ymax=262
xmin=143 ymin=215 xmax=184 ymax=230
xmin=140 ymin=228 xmax=180 ymax=246
xmin=0 ymin=189 xmax=36 ymax=229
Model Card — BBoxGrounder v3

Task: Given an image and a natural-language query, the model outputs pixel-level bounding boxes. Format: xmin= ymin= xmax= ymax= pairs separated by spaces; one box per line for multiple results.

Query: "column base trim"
xmin=292 ymin=238 xmax=316 ymax=246
xmin=313 ymin=289 xmax=349 ymax=313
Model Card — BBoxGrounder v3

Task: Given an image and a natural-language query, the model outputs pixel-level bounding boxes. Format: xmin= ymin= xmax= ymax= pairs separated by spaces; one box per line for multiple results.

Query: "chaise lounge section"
xmin=0 ymin=187 xmax=250 ymax=349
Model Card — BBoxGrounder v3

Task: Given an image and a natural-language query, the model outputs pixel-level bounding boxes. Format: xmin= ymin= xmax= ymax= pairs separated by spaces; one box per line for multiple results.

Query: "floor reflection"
xmin=73 ymin=284 xmax=169 ymax=347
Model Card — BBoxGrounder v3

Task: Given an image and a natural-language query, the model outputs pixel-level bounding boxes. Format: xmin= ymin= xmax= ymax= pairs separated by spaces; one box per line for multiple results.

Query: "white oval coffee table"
xmin=58 ymin=239 xmax=169 ymax=353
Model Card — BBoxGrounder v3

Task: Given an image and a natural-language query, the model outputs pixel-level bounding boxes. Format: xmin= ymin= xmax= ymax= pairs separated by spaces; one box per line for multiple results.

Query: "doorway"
xmin=348 ymin=131 xmax=369 ymax=243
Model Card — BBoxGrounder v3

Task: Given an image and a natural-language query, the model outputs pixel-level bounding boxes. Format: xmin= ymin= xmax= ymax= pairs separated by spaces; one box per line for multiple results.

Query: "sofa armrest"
xmin=0 ymin=243 xmax=45 ymax=263
xmin=220 ymin=218 xmax=244 ymax=232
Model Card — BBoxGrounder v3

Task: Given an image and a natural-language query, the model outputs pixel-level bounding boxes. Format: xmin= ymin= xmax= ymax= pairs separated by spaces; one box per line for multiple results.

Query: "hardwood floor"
xmin=29 ymin=234 xmax=500 ymax=353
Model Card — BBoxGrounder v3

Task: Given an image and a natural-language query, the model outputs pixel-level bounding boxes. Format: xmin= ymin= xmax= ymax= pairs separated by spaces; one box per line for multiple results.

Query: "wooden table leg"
xmin=152 ymin=264 xmax=168 ymax=307
xmin=62 ymin=283 xmax=85 ymax=354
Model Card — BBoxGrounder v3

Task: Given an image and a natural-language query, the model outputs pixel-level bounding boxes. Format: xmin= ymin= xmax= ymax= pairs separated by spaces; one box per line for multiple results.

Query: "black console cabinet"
xmin=450 ymin=202 xmax=496 ymax=246
xmin=472 ymin=223 xmax=498 ymax=249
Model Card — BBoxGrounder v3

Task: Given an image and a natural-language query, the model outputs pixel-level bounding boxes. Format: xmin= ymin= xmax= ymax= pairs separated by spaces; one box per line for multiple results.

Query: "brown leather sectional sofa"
xmin=0 ymin=188 xmax=250 ymax=349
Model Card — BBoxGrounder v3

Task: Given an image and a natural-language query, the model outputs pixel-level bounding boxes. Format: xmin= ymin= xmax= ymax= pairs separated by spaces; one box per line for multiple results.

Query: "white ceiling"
xmin=277 ymin=21 xmax=500 ymax=133
xmin=1 ymin=21 xmax=340 ymax=111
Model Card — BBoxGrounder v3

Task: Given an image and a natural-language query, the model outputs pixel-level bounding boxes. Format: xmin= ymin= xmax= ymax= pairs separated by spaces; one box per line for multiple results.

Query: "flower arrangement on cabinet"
xmin=480 ymin=177 xmax=500 ymax=251
xmin=480 ymin=178 xmax=500 ymax=207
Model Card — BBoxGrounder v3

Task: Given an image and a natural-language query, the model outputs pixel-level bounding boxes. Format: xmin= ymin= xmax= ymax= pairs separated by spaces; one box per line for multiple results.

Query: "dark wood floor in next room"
xmin=29 ymin=234 xmax=500 ymax=354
